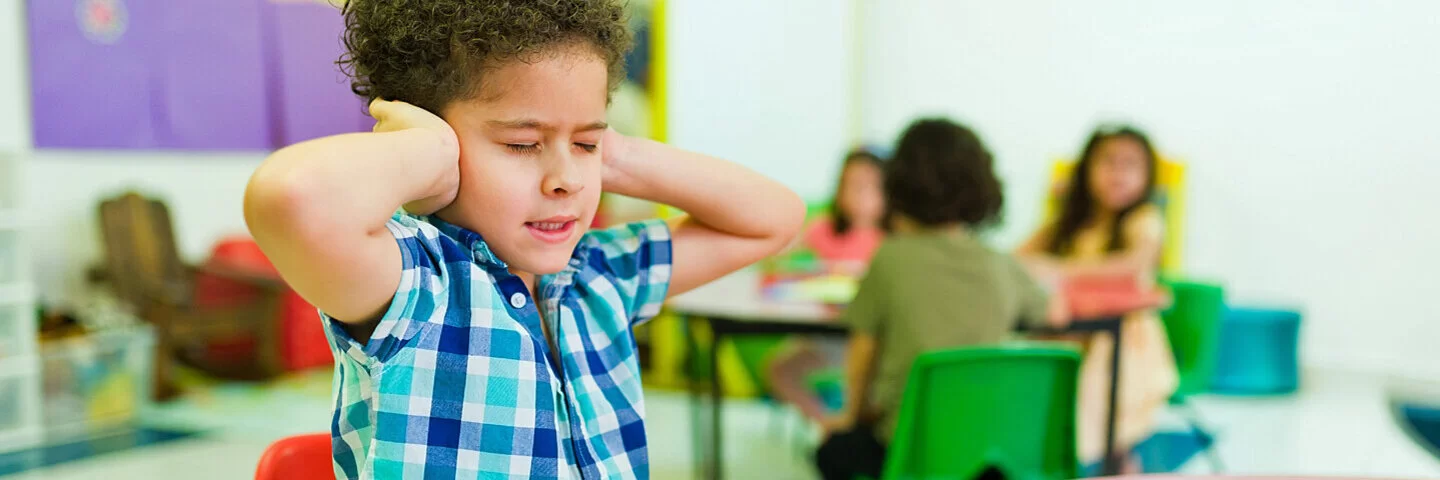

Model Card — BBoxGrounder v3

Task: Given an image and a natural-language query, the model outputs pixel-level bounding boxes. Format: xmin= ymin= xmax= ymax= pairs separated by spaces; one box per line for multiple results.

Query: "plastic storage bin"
xmin=0 ymin=355 xmax=42 ymax=452
xmin=39 ymin=326 xmax=155 ymax=441
xmin=0 ymin=154 xmax=16 ymax=212
xmin=1212 ymin=307 xmax=1302 ymax=394
xmin=0 ymin=303 xmax=37 ymax=359
xmin=0 ymin=231 xmax=17 ymax=285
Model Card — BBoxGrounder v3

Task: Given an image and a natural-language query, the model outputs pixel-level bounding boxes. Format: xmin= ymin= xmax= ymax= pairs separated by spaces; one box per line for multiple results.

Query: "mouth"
xmin=525 ymin=216 xmax=579 ymax=244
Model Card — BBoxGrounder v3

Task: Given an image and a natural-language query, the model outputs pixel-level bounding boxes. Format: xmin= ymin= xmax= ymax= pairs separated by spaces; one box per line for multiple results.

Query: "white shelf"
xmin=0 ymin=354 xmax=41 ymax=454
xmin=0 ymin=426 xmax=42 ymax=454
xmin=0 ymin=209 xmax=19 ymax=230
xmin=0 ymin=353 xmax=37 ymax=377
xmin=0 ymin=282 xmax=33 ymax=306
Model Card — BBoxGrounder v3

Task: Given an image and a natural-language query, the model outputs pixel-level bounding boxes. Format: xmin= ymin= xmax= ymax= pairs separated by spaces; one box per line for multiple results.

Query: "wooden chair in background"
xmin=94 ymin=192 xmax=287 ymax=400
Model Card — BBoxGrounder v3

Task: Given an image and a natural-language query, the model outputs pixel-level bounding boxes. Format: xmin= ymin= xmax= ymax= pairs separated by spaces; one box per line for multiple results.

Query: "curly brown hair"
xmin=884 ymin=118 xmax=1005 ymax=228
xmin=338 ymin=0 xmax=633 ymax=115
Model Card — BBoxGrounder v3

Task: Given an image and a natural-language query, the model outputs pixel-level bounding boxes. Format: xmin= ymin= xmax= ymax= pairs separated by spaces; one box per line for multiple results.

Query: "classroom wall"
xmin=1 ymin=0 xmax=857 ymax=304
xmin=859 ymin=0 xmax=1440 ymax=380
xmin=0 ymin=0 xmax=262 ymax=305
xmin=665 ymin=0 xmax=856 ymax=202
xmin=0 ymin=0 xmax=28 ymax=151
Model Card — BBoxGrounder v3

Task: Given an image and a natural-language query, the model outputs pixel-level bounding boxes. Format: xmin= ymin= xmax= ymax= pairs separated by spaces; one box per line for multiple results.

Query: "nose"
xmin=540 ymin=150 xmax=583 ymax=197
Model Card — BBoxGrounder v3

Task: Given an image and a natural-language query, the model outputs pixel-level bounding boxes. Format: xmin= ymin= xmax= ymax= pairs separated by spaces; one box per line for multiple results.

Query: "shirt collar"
xmin=423 ymin=215 xmax=507 ymax=268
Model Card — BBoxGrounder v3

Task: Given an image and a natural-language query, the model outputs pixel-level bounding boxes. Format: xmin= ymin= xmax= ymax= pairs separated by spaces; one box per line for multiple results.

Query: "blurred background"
xmin=1 ymin=0 xmax=1438 ymax=478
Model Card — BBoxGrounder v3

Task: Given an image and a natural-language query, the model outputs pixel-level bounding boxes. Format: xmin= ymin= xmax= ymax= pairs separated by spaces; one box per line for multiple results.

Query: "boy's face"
xmin=439 ymin=48 xmax=609 ymax=276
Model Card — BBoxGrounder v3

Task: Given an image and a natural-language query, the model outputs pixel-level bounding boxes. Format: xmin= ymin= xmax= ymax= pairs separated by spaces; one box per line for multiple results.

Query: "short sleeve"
xmin=1123 ymin=205 xmax=1165 ymax=247
xmin=1007 ymin=257 xmax=1052 ymax=330
xmin=842 ymin=244 xmax=890 ymax=334
xmin=320 ymin=211 xmax=450 ymax=364
xmin=585 ymin=219 xmax=674 ymax=327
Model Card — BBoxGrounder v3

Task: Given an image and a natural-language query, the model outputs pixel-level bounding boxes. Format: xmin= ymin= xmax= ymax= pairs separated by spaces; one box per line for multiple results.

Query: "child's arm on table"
xmin=602 ymin=131 xmax=806 ymax=296
xmin=244 ymin=100 xmax=460 ymax=323
xmin=1016 ymin=209 xmax=1164 ymax=280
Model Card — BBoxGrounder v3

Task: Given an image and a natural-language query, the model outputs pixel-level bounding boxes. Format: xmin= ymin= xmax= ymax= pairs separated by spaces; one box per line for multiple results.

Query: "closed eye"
xmin=506 ymin=143 xmax=540 ymax=154
xmin=574 ymin=143 xmax=597 ymax=153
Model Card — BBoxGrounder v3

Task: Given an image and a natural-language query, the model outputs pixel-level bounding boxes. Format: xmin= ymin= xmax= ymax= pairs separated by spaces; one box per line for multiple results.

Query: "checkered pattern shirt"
xmin=322 ymin=212 xmax=672 ymax=479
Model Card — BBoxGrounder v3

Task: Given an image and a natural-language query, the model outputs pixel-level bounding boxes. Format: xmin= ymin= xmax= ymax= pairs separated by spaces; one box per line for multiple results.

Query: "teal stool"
xmin=1212 ymin=307 xmax=1302 ymax=394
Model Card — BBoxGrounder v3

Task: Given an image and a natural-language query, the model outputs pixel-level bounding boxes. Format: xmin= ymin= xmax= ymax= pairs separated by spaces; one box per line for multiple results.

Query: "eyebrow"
xmin=486 ymin=119 xmax=608 ymax=132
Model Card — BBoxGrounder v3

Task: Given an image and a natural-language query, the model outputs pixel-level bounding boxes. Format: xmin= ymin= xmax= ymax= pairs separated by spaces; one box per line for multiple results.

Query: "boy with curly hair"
xmin=813 ymin=118 xmax=1067 ymax=480
xmin=243 ymin=1 xmax=805 ymax=478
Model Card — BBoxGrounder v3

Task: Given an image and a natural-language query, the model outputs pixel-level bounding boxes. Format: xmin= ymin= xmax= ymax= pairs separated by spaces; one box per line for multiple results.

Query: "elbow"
xmin=244 ymin=157 xmax=315 ymax=241
xmin=773 ymin=190 xmax=807 ymax=245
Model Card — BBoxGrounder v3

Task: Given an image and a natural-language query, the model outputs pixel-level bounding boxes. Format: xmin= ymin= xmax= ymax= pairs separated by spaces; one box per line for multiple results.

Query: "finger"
xmin=368 ymin=98 xmax=392 ymax=120
xmin=369 ymin=99 xmax=395 ymax=132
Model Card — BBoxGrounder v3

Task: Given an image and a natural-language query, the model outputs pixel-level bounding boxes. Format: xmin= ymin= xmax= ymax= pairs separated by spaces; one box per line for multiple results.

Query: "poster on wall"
xmin=264 ymin=0 xmax=370 ymax=147
xmin=598 ymin=0 xmax=668 ymax=226
xmin=26 ymin=0 xmax=365 ymax=151
xmin=609 ymin=0 xmax=662 ymax=141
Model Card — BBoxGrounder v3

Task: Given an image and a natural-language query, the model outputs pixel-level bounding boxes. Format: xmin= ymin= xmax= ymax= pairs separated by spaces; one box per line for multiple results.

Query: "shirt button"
xmin=510 ymin=292 xmax=527 ymax=309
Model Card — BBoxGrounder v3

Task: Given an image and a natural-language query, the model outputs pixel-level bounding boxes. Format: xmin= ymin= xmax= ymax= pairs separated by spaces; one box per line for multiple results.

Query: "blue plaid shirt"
xmin=323 ymin=212 xmax=672 ymax=479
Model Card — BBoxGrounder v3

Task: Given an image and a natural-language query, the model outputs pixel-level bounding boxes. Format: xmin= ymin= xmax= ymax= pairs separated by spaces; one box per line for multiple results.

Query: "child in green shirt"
xmin=814 ymin=118 xmax=1068 ymax=480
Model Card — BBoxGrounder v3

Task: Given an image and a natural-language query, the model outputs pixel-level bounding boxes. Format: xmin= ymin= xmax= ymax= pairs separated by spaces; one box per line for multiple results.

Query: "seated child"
xmin=768 ymin=148 xmax=886 ymax=424
xmin=803 ymin=148 xmax=887 ymax=273
xmin=1017 ymin=124 xmax=1178 ymax=470
xmin=244 ymin=1 xmax=806 ymax=478
xmin=813 ymin=118 xmax=1067 ymax=480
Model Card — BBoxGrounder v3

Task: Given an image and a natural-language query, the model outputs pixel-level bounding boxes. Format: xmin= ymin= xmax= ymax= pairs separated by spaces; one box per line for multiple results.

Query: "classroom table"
xmin=667 ymin=271 xmax=1131 ymax=479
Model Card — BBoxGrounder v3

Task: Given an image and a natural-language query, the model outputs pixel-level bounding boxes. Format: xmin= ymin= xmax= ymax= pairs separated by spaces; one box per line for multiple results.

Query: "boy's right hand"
xmin=369 ymin=99 xmax=461 ymax=214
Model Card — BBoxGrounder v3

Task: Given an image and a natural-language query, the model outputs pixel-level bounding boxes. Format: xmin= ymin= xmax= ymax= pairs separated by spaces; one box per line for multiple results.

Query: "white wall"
xmin=21 ymin=152 xmax=264 ymax=306
xmin=860 ymin=0 xmax=1440 ymax=379
xmin=2 ymin=0 xmax=860 ymax=304
xmin=0 ymin=0 xmax=29 ymax=151
xmin=666 ymin=0 xmax=856 ymax=201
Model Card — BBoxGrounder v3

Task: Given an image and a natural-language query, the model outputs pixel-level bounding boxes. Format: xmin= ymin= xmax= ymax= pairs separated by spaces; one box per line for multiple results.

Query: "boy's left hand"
xmin=600 ymin=128 xmax=643 ymax=197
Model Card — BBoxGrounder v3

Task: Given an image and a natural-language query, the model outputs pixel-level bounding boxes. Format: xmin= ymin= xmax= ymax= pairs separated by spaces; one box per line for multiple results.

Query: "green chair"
xmin=878 ymin=344 xmax=1081 ymax=480
xmin=1158 ymin=278 xmax=1226 ymax=471
xmin=1160 ymin=279 xmax=1225 ymax=397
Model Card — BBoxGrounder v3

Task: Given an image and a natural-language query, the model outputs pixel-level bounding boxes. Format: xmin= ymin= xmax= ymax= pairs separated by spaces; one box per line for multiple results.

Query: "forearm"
xmin=839 ymin=333 xmax=877 ymax=425
xmin=612 ymin=137 xmax=804 ymax=239
xmin=1055 ymin=253 xmax=1151 ymax=278
xmin=246 ymin=128 xmax=457 ymax=237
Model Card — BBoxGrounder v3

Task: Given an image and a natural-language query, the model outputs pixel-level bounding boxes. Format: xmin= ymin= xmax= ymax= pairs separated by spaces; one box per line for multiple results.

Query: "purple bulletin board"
xmin=26 ymin=0 xmax=367 ymax=151
xmin=28 ymin=0 xmax=161 ymax=148
xmin=153 ymin=0 xmax=271 ymax=150
xmin=263 ymin=1 xmax=369 ymax=147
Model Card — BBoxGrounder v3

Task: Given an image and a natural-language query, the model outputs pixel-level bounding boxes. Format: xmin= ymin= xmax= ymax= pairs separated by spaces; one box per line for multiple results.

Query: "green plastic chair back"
xmin=731 ymin=335 xmax=787 ymax=391
xmin=1158 ymin=279 xmax=1225 ymax=399
xmin=881 ymin=344 xmax=1081 ymax=480
xmin=807 ymin=201 xmax=832 ymax=220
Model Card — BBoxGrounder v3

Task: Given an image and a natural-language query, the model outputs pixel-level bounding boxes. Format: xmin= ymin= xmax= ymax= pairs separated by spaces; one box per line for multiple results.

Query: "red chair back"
xmin=256 ymin=433 xmax=334 ymax=480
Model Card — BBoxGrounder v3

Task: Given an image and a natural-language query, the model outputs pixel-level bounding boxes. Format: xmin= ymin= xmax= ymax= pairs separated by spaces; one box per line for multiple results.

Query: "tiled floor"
xmin=4 ymin=369 xmax=1438 ymax=479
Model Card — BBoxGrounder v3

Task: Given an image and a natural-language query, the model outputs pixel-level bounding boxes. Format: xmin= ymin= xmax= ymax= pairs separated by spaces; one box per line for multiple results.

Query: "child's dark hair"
xmin=339 ymin=0 xmax=633 ymax=115
xmin=830 ymin=149 xmax=885 ymax=235
xmin=1046 ymin=125 xmax=1159 ymax=255
xmin=884 ymin=118 xmax=1004 ymax=229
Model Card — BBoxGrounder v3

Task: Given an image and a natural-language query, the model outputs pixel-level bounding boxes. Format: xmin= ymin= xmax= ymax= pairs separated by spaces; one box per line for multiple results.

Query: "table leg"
xmin=710 ymin=326 xmax=724 ymax=480
xmin=683 ymin=316 xmax=709 ymax=480
xmin=1101 ymin=321 xmax=1124 ymax=475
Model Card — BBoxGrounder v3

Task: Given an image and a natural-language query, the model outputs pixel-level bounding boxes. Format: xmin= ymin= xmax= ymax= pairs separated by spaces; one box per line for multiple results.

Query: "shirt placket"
xmin=494 ymin=269 xmax=596 ymax=479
